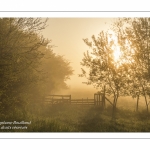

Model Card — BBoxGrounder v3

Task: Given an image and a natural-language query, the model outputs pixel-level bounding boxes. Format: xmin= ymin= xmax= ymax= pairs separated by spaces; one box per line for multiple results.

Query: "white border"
xmin=0 ymin=133 xmax=149 ymax=138
xmin=0 ymin=0 xmax=150 ymax=12
xmin=0 ymin=12 xmax=150 ymax=18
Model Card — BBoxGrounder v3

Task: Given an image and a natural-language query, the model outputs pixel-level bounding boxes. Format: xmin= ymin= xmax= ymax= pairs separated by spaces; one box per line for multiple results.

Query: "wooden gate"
xmin=94 ymin=93 xmax=105 ymax=107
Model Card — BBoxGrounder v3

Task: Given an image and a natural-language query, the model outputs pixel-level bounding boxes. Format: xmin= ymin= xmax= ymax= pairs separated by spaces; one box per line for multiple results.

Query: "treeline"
xmin=0 ymin=18 xmax=73 ymax=112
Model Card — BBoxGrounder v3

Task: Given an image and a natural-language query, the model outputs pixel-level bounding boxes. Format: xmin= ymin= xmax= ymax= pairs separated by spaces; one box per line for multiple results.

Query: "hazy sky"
xmin=41 ymin=18 xmax=115 ymax=96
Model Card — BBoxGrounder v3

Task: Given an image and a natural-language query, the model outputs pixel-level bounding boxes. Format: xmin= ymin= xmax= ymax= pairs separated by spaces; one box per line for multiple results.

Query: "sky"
xmin=41 ymin=18 xmax=115 ymax=98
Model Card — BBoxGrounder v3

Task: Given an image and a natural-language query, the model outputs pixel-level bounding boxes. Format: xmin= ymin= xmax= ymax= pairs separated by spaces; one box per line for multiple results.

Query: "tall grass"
xmin=1 ymin=96 xmax=150 ymax=132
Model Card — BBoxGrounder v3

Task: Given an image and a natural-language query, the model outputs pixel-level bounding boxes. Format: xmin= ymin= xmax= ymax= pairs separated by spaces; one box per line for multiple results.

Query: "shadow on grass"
xmin=77 ymin=106 xmax=150 ymax=132
xmin=77 ymin=106 xmax=113 ymax=132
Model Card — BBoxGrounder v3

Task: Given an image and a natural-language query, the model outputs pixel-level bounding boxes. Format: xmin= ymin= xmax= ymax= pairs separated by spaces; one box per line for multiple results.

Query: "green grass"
xmin=1 ymin=96 xmax=150 ymax=132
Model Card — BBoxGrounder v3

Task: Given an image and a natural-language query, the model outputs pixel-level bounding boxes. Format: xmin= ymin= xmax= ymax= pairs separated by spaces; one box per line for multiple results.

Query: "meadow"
xmin=1 ymin=96 xmax=150 ymax=132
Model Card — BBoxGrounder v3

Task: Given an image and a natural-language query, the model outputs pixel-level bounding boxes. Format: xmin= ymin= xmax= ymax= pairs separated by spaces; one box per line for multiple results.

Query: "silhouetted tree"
xmin=79 ymin=31 xmax=130 ymax=116
xmin=113 ymin=18 xmax=150 ymax=112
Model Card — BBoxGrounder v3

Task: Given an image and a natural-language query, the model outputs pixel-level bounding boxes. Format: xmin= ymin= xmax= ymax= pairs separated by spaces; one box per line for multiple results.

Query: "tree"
xmin=0 ymin=18 xmax=73 ymax=112
xmin=0 ymin=18 xmax=49 ymax=110
xmin=34 ymin=45 xmax=73 ymax=98
xmin=79 ymin=31 xmax=130 ymax=116
xmin=113 ymin=18 xmax=150 ymax=112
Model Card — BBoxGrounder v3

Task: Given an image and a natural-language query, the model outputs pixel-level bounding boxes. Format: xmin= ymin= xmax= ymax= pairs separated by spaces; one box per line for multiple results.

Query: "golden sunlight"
xmin=108 ymin=30 xmax=122 ymax=63
xmin=113 ymin=45 xmax=121 ymax=62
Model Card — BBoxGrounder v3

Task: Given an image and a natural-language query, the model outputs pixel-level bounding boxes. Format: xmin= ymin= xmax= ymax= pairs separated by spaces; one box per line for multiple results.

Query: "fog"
xmin=41 ymin=18 xmax=114 ymax=95
xmin=56 ymin=87 xmax=97 ymax=99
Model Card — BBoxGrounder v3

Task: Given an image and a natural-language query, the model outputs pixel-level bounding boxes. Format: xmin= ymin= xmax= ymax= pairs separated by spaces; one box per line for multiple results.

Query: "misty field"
xmin=1 ymin=96 xmax=150 ymax=132
xmin=2 ymin=18 xmax=150 ymax=133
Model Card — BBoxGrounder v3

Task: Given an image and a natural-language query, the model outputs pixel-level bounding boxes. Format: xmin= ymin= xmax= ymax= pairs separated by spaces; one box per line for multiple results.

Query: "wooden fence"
xmin=45 ymin=93 xmax=105 ymax=106
xmin=45 ymin=95 xmax=71 ymax=104
xmin=71 ymin=99 xmax=94 ymax=105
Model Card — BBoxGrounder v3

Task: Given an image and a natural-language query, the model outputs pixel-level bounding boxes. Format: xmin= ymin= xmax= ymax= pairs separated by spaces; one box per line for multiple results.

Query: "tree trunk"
xmin=142 ymin=85 xmax=149 ymax=112
xmin=144 ymin=94 xmax=149 ymax=112
xmin=112 ymin=96 xmax=118 ymax=118
xmin=136 ymin=95 xmax=139 ymax=112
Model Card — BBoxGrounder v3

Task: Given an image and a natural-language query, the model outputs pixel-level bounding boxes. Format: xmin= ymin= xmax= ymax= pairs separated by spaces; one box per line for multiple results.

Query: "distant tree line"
xmin=0 ymin=18 xmax=73 ymax=112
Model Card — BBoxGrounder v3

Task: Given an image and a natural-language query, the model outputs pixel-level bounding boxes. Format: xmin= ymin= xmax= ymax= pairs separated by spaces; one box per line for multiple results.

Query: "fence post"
xmin=52 ymin=96 xmax=53 ymax=105
xmin=70 ymin=95 xmax=71 ymax=104
xmin=97 ymin=94 xmax=99 ymax=105
xmin=94 ymin=94 xmax=96 ymax=105
xmin=103 ymin=85 xmax=106 ymax=108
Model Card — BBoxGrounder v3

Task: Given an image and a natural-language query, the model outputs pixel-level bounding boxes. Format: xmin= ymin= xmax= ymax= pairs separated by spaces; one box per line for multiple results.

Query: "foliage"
xmin=79 ymin=31 xmax=131 ymax=114
xmin=113 ymin=18 xmax=150 ymax=112
xmin=34 ymin=46 xmax=73 ymax=98
xmin=80 ymin=17 xmax=150 ymax=113
xmin=0 ymin=18 xmax=73 ymax=112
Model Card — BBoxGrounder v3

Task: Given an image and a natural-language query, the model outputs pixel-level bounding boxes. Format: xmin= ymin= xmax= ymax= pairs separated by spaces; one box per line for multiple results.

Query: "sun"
xmin=108 ymin=30 xmax=122 ymax=63
xmin=107 ymin=30 xmax=135 ymax=68
xmin=113 ymin=45 xmax=121 ymax=62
